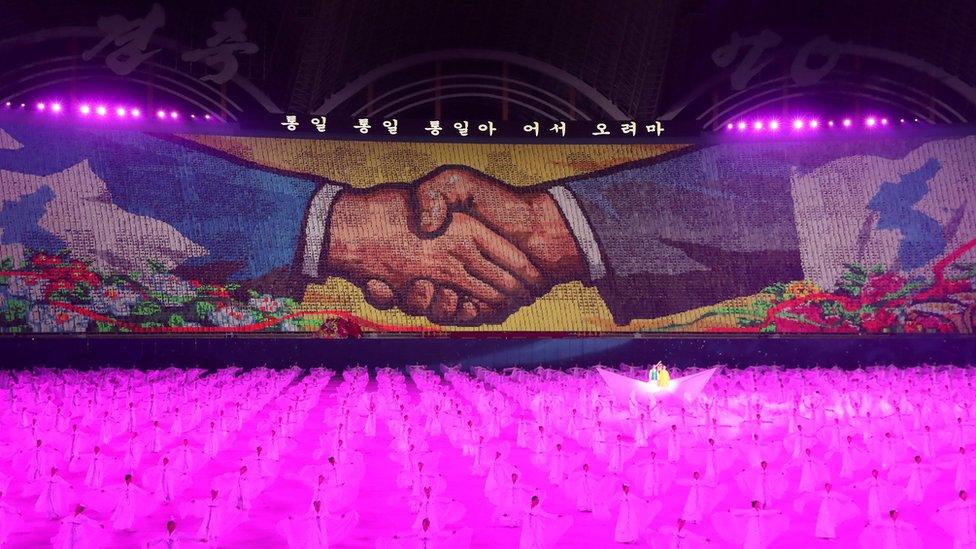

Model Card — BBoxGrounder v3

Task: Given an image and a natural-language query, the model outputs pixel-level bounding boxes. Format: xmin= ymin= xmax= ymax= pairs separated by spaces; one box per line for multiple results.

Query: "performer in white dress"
xmin=35 ymin=466 xmax=71 ymax=520
xmin=518 ymin=495 xmax=572 ymax=549
xmin=712 ymin=500 xmax=788 ymax=549
xmin=51 ymin=504 xmax=105 ymax=549
xmin=858 ymin=509 xmax=921 ymax=549
xmin=276 ymin=500 xmax=359 ymax=549
xmin=793 ymin=482 xmax=859 ymax=540
xmin=613 ymin=483 xmax=661 ymax=543
xmin=934 ymin=490 xmax=976 ymax=549
xmin=144 ymin=520 xmax=192 ymax=548
xmin=0 ymin=490 xmax=23 ymax=545
xmin=652 ymin=518 xmax=711 ymax=549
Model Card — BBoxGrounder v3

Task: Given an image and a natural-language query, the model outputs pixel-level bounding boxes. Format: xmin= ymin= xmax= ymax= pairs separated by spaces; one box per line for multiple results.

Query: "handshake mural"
xmin=319 ymin=167 xmax=589 ymax=326
xmin=4 ymin=120 xmax=969 ymax=331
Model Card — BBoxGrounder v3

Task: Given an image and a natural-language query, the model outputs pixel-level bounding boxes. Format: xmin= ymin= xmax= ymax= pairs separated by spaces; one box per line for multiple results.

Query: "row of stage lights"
xmin=725 ymin=116 xmax=923 ymax=132
xmin=0 ymin=102 xmax=933 ymax=133
xmin=2 ymin=100 xmax=218 ymax=122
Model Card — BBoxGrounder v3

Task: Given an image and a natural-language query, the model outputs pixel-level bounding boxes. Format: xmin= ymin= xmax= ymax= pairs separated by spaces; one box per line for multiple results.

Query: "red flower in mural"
xmin=35 ymin=259 xmax=100 ymax=291
xmin=766 ymin=294 xmax=864 ymax=333
xmin=336 ymin=318 xmax=362 ymax=338
xmin=791 ymin=303 xmax=827 ymax=323
xmin=904 ymin=312 xmax=955 ymax=333
xmin=209 ymin=286 xmax=230 ymax=298
xmin=45 ymin=279 xmax=75 ymax=295
xmin=944 ymin=279 xmax=972 ymax=294
xmin=64 ymin=261 xmax=97 ymax=284
xmin=773 ymin=302 xmax=825 ymax=332
xmin=824 ymin=321 xmax=858 ymax=333
xmin=30 ymin=253 xmax=61 ymax=268
xmin=915 ymin=278 xmax=972 ymax=301
xmin=861 ymin=309 xmax=898 ymax=333
xmin=1 ymin=249 xmax=434 ymax=335
xmin=860 ymin=273 xmax=906 ymax=304
xmin=771 ymin=318 xmax=820 ymax=332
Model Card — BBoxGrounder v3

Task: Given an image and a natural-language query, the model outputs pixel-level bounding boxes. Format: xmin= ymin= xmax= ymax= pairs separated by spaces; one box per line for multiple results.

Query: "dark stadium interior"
xmin=1 ymin=1 xmax=975 ymax=547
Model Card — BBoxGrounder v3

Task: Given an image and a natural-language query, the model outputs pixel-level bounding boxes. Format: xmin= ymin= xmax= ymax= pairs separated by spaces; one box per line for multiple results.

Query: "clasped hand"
xmin=325 ymin=167 xmax=586 ymax=326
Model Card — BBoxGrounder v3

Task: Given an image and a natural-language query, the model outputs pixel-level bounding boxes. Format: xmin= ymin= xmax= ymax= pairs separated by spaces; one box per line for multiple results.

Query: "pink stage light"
xmin=95 ymin=106 xmax=107 ymax=116
xmin=36 ymin=103 xmax=45 ymax=111
xmin=3 ymin=102 xmax=9 ymax=107
xmin=131 ymin=108 xmax=141 ymax=117
xmin=717 ymin=113 xmax=900 ymax=133
xmin=80 ymin=105 xmax=91 ymax=115
xmin=170 ymin=111 xmax=179 ymax=119
xmin=51 ymin=103 xmax=62 ymax=113
xmin=204 ymin=114 xmax=212 ymax=120
xmin=115 ymin=107 xmax=126 ymax=117
xmin=156 ymin=110 xmax=166 ymax=119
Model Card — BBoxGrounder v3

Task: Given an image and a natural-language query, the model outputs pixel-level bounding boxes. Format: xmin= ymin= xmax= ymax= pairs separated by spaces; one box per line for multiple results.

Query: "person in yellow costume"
xmin=657 ymin=363 xmax=671 ymax=388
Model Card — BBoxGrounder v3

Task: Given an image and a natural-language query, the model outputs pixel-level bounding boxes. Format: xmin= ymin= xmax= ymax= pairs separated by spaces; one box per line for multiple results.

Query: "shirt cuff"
xmin=547 ymin=185 xmax=607 ymax=281
xmin=301 ymin=183 xmax=343 ymax=278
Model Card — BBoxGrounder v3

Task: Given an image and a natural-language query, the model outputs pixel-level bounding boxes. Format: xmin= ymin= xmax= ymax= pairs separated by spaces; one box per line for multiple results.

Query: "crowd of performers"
xmin=0 ymin=363 xmax=974 ymax=547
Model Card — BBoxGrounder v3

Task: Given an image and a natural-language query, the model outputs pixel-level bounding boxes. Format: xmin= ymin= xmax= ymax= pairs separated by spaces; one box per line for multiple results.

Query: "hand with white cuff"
xmin=323 ymin=180 xmax=577 ymax=325
xmin=323 ymin=167 xmax=589 ymax=326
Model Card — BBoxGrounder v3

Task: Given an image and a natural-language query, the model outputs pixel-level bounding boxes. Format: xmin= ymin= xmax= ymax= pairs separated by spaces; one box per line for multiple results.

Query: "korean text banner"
xmin=0 ymin=122 xmax=973 ymax=335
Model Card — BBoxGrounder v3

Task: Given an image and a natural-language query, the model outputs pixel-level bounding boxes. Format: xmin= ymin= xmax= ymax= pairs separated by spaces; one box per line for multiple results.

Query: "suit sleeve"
xmin=555 ymin=144 xmax=804 ymax=324
xmin=0 ymin=122 xmax=343 ymax=297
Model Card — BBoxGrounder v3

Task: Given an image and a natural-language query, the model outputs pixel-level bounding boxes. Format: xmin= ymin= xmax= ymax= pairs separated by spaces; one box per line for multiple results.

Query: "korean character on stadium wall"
xmin=0 ymin=122 xmax=973 ymax=334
